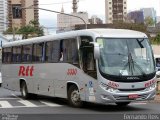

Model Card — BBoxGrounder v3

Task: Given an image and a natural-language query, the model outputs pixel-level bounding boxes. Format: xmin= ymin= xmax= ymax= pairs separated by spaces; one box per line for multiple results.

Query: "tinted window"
xmin=33 ymin=43 xmax=44 ymax=62
xmin=61 ymin=39 xmax=78 ymax=64
xmin=22 ymin=45 xmax=32 ymax=62
xmin=12 ymin=46 xmax=22 ymax=63
xmin=2 ymin=47 xmax=12 ymax=63
xmin=45 ymin=41 xmax=60 ymax=62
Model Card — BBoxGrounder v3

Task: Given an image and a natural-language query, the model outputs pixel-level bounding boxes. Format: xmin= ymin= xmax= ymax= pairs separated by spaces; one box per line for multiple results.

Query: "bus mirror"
xmin=90 ymin=42 xmax=100 ymax=59
xmin=156 ymin=71 xmax=160 ymax=78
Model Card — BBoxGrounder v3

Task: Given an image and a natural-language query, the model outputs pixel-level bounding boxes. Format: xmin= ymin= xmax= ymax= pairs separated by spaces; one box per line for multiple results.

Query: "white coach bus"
xmin=2 ymin=29 xmax=157 ymax=107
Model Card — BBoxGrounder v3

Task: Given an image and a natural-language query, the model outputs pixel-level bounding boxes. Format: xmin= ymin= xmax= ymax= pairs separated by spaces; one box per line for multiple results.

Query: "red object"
xmin=18 ymin=66 xmax=34 ymax=77
xmin=128 ymin=94 xmax=139 ymax=99
xmin=67 ymin=69 xmax=77 ymax=76
xmin=108 ymin=81 xmax=119 ymax=88
xmin=145 ymin=79 xmax=156 ymax=88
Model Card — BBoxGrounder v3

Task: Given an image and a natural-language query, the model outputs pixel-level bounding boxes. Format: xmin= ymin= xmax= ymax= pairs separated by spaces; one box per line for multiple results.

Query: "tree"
xmin=151 ymin=32 xmax=160 ymax=44
xmin=3 ymin=20 xmax=44 ymax=39
xmin=144 ymin=16 xmax=155 ymax=27
xmin=18 ymin=25 xmax=36 ymax=39
xmin=18 ymin=20 xmax=44 ymax=39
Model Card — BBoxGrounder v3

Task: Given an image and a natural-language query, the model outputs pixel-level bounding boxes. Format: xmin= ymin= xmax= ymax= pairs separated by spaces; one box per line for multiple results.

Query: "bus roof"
xmin=2 ymin=29 xmax=148 ymax=47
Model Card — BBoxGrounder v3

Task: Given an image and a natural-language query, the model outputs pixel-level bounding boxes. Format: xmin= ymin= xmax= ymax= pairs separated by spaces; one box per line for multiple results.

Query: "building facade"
xmin=57 ymin=6 xmax=89 ymax=32
xmin=127 ymin=10 xmax=144 ymax=24
xmin=105 ymin=0 xmax=127 ymax=23
xmin=89 ymin=15 xmax=103 ymax=24
xmin=0 ymin=0 xmax=8 ymax=33
xmin=8 ymin=0 xmax=39 ymax=28
xmin=141 ymin=8 xmax=156 ymax=25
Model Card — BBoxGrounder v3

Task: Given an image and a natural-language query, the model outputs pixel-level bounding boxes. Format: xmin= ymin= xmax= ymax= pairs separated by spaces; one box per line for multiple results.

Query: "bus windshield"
xmin=97 ymin=38 xmax=155 ymax=77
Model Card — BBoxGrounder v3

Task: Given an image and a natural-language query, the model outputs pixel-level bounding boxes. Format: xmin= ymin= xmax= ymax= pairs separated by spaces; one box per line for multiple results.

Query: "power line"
xmin=40 ymin=1 xmax=72 ymax=5
xmin=39 ymin=0 xmax=85 ymax=6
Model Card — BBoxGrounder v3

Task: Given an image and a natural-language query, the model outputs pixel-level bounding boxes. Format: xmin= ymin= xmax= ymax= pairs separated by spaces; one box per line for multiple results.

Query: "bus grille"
xmin=118 ymin=88 xmax=145 ymax=92
xmin=113 ymin=94 xmax=148 ymax=100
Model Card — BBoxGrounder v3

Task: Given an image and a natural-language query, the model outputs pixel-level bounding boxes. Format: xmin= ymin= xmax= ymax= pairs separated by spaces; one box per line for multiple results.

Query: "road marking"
xmin=40 ymin=101 xmax=62 ymax=107
xmin=0 ymin=98 xmax=19 ymax=100
xmin=11 ymin=94 xmax=23 ymax=100
xmin=18 ymin=100 xmax=37 ymax=107
xmin=130 ymin=102 xmax=147 ymax=105
xmin=0 ymin=105 xmax=48 ymax=109
xmin=0 ymin=101 xmax=13 ymax=108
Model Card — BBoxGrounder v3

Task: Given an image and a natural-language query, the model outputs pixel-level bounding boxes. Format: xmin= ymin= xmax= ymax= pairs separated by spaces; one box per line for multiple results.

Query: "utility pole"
xmin=21 ymin=5 xmax=87 ymax=29
xmin=73 ymin=0 xmax=78 ymax=13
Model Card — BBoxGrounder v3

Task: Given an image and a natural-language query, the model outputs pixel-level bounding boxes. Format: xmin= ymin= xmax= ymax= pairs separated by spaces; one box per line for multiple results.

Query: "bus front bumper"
xmin=99 ymin=88 xmax=156 ymax=103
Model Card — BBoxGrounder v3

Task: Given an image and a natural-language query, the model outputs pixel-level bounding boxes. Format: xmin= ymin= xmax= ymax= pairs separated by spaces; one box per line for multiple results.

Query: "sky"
xmin=38 ymin=0 xmax=160 ymax=32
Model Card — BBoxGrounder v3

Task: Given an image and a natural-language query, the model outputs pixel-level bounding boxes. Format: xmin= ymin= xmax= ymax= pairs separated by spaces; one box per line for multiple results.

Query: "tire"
xmin=116 ymin=102 xmax=130 ymax=106
xmin=20 ymin=82 xmax=30 ymax=99
xmin=68 ymin=85 xmax=83 ymax=107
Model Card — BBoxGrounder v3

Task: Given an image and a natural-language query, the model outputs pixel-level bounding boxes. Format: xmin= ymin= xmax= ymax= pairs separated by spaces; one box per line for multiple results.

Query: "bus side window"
xmin=22 ymin=45 xmax=32 ymax=63
xmin=60 ymin=39 xmax=79 ymax=65
xmin=12 ymin=46 xmax=21 ymax=63
xmin=80 ymin=37 xmax=97 ymax=78
xmin=33 ymin=43 xmax=44 ymax=62
xmin=45 ymin=41 xmax=60 ymax=62
xmin=3 ymin=47 xmax=12 ymax=64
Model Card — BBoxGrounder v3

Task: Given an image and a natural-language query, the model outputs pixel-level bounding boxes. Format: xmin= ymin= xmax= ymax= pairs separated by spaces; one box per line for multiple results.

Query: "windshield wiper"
xmin=121 ymin=53 xmax=146 ymax=76
xmin=136 ymin=39 xmax=144 ymax=48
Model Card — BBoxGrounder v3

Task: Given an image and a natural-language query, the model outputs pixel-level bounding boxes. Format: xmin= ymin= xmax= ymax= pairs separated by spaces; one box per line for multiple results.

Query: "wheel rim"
xmin=71 ymin=90 xmax=80 ymax=105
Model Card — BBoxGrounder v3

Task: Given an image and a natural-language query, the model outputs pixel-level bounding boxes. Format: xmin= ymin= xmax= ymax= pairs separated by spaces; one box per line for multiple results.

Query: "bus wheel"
xmin=68 ymin=85 xmax=83 ymax=107
xmin=116 ymin=102 xmax=130 ymax=106
xmin=21 ymin=82 xmax=30 ymax=99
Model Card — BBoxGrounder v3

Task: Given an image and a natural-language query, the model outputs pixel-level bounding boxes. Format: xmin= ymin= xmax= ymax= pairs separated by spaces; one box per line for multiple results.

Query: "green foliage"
xmin=3 ymin=27 xmax=19 ymax=34
xmin=3 ymin=20 xmax=44 ymax=39
xmin=18 ymin=20 xmax=44 ymax=39
xmin=151 ymin=33 xmax=160 ymax=45
xmin=144 ymin=16 xmax=155 ymax=27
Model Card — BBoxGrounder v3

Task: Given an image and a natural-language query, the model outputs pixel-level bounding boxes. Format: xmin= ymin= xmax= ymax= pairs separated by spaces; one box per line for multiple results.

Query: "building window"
xmin=109 ymin=2 xmax=112 ymax=4
xmin=124 ymin=7 xmax=126 ymax=9
xmin=12 ymin=4 xmax=22 ymax=19
xmin=109 ymin=7 xmax=112 ymax=10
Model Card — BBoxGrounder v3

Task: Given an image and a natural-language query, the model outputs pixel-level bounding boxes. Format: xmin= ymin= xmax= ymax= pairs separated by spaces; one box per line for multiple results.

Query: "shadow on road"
xmin=15 ymin=94 xmax=149 ymax=112
xmin=81 ymin=102 xmax=149 ymax=112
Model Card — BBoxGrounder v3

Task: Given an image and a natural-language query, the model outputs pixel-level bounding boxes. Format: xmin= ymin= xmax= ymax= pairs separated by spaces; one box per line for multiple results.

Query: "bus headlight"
xmin=146 ymin=83 xmax=156 ymax=91
xmin=100 ymin=82 xmax=118 ymax=92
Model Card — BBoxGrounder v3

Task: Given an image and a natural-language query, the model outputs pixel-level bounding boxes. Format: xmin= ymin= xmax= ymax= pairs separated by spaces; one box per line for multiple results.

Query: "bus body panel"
xmin=2 ymin=63 xmax=98 ymax=101
xmin=1 ymin=29 xmax=156 ymax=105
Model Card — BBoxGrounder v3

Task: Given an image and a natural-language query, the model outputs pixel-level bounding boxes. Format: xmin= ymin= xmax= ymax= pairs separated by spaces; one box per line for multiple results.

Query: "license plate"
xmin=128 ymin=94 xmax=139 ymax=99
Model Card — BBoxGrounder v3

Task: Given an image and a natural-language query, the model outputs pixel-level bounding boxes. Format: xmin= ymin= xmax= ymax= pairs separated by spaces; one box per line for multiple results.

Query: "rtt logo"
xmin=18 ymin=66 xmax=34 ymax=77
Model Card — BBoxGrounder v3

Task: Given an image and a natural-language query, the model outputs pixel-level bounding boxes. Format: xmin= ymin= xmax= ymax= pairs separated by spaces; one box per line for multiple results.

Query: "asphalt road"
xmin=0 ymin=87 xmax=160 ymax=120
